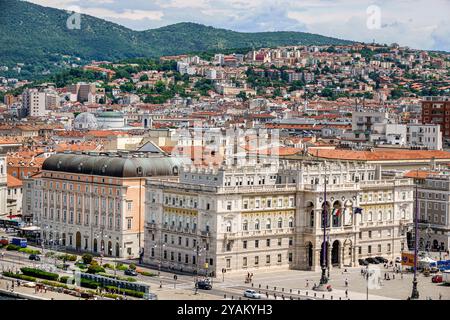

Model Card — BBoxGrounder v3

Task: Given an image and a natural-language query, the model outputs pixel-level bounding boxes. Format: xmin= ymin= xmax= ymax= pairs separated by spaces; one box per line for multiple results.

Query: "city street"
xmin=1 ymin=225 xmax=449 ymax=301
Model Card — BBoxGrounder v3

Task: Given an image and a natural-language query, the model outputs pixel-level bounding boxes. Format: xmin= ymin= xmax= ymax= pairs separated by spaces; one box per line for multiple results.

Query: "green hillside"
xmin=0 ymin=0 xmax=353 ymax=79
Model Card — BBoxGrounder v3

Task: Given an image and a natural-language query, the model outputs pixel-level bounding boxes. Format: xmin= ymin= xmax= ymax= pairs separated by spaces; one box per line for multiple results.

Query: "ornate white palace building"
xmin=143 ymin=160 xmax=414 ymax=275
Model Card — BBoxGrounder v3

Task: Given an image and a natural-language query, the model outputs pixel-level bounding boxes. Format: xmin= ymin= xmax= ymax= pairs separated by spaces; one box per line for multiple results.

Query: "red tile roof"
xmin=310 ymin=149 xmax=450 ymax=161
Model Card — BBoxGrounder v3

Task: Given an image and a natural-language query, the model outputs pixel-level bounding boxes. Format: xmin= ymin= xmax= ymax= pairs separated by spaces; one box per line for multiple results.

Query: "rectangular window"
xmin=226 ymin=258 xmax=231 ymax=268
xmin=278 ymin=238 xmax=282 ymax=246
xmin=243 ymin=257 xmax=247 ymax=267
xmin=266 ymin=239 xmax=271 ymax=247
xmin=277 ymin=254 xmax=282 ymax=263
xmin=255 ymin=240 xmax=259 ymax=248
xmin=255 ymin=256 xmax=259 ymax=266
xmin=368 ymin=245 xmax=372 ymax=254
xmin=378 ymin=244 xmax=382 ymax=253
xmin=266 ymin=255 xmax=270 ymax=264
xmin=243 ymin=240 xmax=247 ymax=249
xmin=288 ymin=253 xmax=293 ymax=262
xmin=127 ymin=218 xmax=132 ymax=230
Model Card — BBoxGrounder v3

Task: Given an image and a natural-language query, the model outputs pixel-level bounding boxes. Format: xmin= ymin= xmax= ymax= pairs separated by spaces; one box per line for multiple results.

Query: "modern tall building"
xmin=421 ymin=96 xmax=450 ymax=138
xmin=22 ymin=88 xmax=47 ymax=117
xmin=31 ymin=151 xmax=185 ymax=258
xmin=143 ymin=161 xmax=414 ymax=275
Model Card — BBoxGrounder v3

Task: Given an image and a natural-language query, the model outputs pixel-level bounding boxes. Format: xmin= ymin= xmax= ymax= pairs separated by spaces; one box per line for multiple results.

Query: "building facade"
xmin=31 ymin=152 xmax=184 ymax=258
xmin=143 ymin=161 xmax=414 ymax=275
xmin=421 ymin=96 xmax=450 ymax=138
xmin=417 ymin=174 xmax=450 ymax=253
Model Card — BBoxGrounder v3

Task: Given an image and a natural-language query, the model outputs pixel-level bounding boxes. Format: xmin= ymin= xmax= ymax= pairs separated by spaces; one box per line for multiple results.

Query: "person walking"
xmin=345 ymin=289 xmax=348 ymax=298
xmin=344 ymin=278 xmax=348 ymax=287
xmin=305 ymin=279 xmax=309 ymax=288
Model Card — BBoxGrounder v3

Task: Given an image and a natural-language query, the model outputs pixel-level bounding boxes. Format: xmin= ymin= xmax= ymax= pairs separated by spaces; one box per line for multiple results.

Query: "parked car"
xmin=124 ymin=269 xmax=137 ymax=276
xmin=358 ymin=259 xmax=369 ymax=266
xmin=196 ymin=280 xmax=212 ymax=290
xmin=432 ymin=275 xmax=443 ymax=283
xmin=243 ymin=289 xmax=262 ymax=299
xmin=375 ymin=256 xmax=388 ymax=263
xmin=29 ymin=254 xmax=40 ymax=261
xmin=0 ymin=237 xmax=8 ymax=246
xmin=366 ymin=258 xmax=380 ymax=264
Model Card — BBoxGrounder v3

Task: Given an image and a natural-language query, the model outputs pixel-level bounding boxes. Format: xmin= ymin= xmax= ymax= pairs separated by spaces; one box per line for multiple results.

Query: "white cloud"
xmin=80 ymin=7 xmax=164 ymax=21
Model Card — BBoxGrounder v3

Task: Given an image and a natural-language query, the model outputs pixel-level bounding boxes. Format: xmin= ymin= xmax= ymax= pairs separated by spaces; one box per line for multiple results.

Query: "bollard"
xmin=306 ymin=291 xmax=308 ymax=296
xmin=224 ymin=294 xmax=226 ymax=299
xmin=322 ymin=294 xmax=325 ymax=299
xmin=231 ymin=296 xmax=234 ymax=300
xmin=331 ymin=296 xmax=333 ymax=300
xmin=339 ymin=297 xmax=341 ymax=300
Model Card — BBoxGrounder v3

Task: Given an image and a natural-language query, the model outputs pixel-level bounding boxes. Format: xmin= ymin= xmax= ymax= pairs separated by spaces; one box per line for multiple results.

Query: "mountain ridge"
xmin=0 ymin=0 xmax=354 ymax=79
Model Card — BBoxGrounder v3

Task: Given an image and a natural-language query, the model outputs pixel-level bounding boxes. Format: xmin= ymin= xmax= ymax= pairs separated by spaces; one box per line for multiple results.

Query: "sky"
xmin=26 ymin=0 xmax=450 ymax=52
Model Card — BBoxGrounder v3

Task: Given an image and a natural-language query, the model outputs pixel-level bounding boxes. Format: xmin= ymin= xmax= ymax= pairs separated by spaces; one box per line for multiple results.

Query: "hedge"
xmin=19 ymin=248 xmax=41 ymax=255
xmin=39 ymin=280 xmax=69 ymax=289
xmin=6 ymin=244 xmax=20 ymax=251
xmin=3 ymin=272 xmax=36 ymax=282
xmin=20 ymin=267 xmax=59 ymax=281
xmin=138 ymin=271 xmax=157 ymax=277
xmin=87 ymin=264 xmax=105 ymax=274
xmin=59 ymin=276 xmax=70 ymax=284
xmin=57 ymin=254 xmax=77 ymax=261
xmin=105 ymin=286 xmax=144 ymax=298
xmin=80 ymin=278 xmax=101 ymax=289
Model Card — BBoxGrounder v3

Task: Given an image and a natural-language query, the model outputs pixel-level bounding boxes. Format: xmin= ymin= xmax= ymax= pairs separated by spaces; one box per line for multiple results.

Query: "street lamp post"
xmin=318 ymin=166 xmax=329 ymax=288
xmin=410 ymin=171 xmax=420 ymax=300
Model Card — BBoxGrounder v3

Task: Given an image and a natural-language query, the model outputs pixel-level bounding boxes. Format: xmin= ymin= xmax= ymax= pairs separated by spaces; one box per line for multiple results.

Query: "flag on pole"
xmin=332 ymin=208 xmax=341 ymax=216
xmin=354 ymin=207 xmax=363 ymax=214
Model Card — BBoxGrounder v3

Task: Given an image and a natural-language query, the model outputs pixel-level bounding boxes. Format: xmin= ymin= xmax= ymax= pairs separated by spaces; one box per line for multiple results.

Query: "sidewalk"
xmin=0 ymin=278 xmax=80 ymax=300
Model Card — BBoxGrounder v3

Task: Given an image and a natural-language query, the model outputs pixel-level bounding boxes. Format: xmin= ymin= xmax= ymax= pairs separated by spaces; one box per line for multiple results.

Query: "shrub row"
xmin=39 ymin=280 xmax=69 ymax=289
xmin=80 ymin=278 xmax=101 ymax=289
xmin=6 ymin=244 xmax=20 ymax=251
xmin=105 ymin=286 xmax=144 ymax=298
xmin=138 ymin=271 xmax=157 ymax=277
xmin=19 ymin=248 xmax=41 ymax=255
xmin=57 ymin=254 xmax=77 ymax=261
xmin=20 ymin=267 xmax=59 ymax=281
xmin=3 ymin=271 xmax=36 ymax=282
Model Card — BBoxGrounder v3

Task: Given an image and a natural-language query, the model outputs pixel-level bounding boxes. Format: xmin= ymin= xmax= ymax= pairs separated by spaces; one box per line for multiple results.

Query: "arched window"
xmin=243 ymin=220 xmax=248 ymax=231
xmin=277 ymin=217 xmax=283 ymax=228
xmin=310 ymin=211 xmax=315 ymax=227
xmin=266 ymin=218 xmax=271 ymax=229
xmin=401 ymin=209 xmax=406 ymax=219
xmin=368 ymin=211 xmax=373 ymax=221
xmin=226 ymin=221 xmax=232 ymax=232
xmin=254 ymin=219 xmax=260 ymax=230
xmin=288 ymin=217 xmax=294 ymax=228
xmin=378 ymin=211 xmax=382 ymax=221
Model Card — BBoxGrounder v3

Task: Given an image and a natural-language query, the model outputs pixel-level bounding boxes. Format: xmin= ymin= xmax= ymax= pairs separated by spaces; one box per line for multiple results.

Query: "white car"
xmin=244 ymin=289 xmax=262 ymax=299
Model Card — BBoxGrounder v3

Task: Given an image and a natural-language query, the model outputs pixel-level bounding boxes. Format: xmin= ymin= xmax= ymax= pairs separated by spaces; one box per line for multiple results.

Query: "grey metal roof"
xmin=42 ymin=153 xmax=188 ymax=178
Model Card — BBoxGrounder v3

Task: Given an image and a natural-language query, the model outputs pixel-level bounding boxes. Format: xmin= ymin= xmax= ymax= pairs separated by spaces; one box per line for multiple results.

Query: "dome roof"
xmin=74 ymin=112 xmax=98 ymax=129
xmin=42 ymin=153 xmax=189 ymax=178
